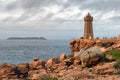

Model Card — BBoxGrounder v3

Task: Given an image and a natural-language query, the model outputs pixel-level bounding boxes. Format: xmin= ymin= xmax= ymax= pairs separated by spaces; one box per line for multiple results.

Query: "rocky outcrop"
xmin=59 ymin=53 xmax=67 ymax=62
xmin=45 ymin=58 xmax=60 ymax=68
xmin=0 ymin=63 xmax=18 ymax=79
xmin=74 ymin=46 xmax=105 ymax=67
xmin=0 ymin=58 xmax=119 ymax=80
xmin=70 ymin=39 xmax=95 ymax=52
xmin=17 ymin=63 xmax=29 ymax=74
xmin=0 ymin=47 xmax=120 ymax=79
xmin=29 ymin=58 xmax=45 ymax=70
xmin=70 ymin=38 xmax=120 ymax=52
xmin=31 ymin=72 xmax=49 ymax=80
xmin=28 ymin=69 xmax=49 ymax=79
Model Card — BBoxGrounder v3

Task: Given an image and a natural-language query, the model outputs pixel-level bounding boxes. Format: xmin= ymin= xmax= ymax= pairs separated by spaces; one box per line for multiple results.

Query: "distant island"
xmin=7 ymin=37 xmax=47 ymax=40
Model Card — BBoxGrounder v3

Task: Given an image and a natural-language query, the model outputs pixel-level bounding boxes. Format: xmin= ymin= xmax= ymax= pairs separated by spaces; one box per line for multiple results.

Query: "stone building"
xmin=84 ymin=13 xmax=94 ymax=39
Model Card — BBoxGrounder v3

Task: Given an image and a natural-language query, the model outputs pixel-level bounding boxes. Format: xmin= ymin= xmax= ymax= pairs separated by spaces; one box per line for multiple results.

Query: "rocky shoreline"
xmin=1 ymin=12 xmax=120 ymax=80
xmin=0 ymin=52 xmax=120 ymax=80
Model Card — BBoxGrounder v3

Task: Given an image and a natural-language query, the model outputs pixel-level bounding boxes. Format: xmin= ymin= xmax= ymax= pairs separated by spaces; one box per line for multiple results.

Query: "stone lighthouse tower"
xmin=84 ymin=13 xmax=94 ymax=39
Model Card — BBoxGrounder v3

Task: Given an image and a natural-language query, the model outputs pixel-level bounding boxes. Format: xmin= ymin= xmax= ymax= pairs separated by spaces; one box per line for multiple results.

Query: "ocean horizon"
xmin=0 ymin=40 xmax=71 ymax=64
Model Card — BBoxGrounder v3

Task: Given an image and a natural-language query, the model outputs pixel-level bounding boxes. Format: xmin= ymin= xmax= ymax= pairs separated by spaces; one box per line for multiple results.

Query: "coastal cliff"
xmin=0 ymin=49 xmax=120 ymax=80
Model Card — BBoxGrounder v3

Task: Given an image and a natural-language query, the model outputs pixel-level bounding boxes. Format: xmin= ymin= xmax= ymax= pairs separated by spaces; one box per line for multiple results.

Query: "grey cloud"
xmin=0 ymin=0 xmax=119 ymax=39
xmin=20 ymin=0 xmax=50 ymax=10
xmin=5 ymin=1 xmax=18 ymax=11
xmin=109 ymin=17 xmax=120 ymax=25
xmin=1 ymin=16 xmax=16 ymax=22
xmin=54 ymin=18 xmax=82 ymax=24
xmin=110 ymin=16 xmax=120 ymax=21
xmin=81 ymin=0 xmax=120 ymax=12
xmin=15 ymin=14 xmax=30 ymax=22
xmin=4 ymin=0 xmax=65 ymax=22
xmin=1 ymin=0 xmax=120 ymax=24
xmin=4 ymin=0 xmax=120 ymax=13
xmin=5 ymin=0 xmax=66 ymax=11
xmin=4 ymin=0 xmax=82 ymax=22
xmin=59 ymin=0 xmax=85 ymax=10
xmin=42 ymin=13 xmax=55 ymax=21
xmin=6 ymin=0 xmax=49 ymax=11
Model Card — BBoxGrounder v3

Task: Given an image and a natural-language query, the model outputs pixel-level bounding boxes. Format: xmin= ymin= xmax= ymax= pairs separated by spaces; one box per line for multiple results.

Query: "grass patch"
xmin=104 ymin=50 xmax=120 ymax=69
xmin=104 ymin=50 xmax=120 ymax=62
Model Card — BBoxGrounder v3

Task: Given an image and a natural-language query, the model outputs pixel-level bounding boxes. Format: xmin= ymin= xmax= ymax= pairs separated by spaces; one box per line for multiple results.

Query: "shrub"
xmin=104 ymin=50 xmax=120 ymax=69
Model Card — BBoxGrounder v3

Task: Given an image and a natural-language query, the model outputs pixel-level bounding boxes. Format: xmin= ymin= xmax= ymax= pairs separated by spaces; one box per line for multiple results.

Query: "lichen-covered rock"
xmin=74 ymin=46 xmax=104 ymax=67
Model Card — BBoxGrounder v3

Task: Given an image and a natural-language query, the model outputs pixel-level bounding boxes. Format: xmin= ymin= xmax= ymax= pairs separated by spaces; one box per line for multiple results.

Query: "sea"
xmin=0 ymin=40 xmax=71 ymax=64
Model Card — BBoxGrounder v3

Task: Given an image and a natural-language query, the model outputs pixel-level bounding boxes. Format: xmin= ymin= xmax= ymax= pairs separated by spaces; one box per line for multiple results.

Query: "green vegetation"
xmin=104 ymin=50 xmax=120 ymax=62
xmin=104 ymin=50 xmax=120 ymax=69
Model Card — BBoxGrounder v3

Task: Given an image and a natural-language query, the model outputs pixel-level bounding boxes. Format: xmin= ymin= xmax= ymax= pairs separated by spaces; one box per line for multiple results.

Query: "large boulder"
xmin=29 ymin=59 xmax=46 ymax=70
xmin=0 ymin=63 xmax=16 ymax=70
xmin=0 ymin=63 xmax=17 ymax=78
xmin=74 ymin=46 xmax=104 ymax=67
xmin=28 ymin=69 xmax=47 ymax=79
xmin=83 ymin=39 xmax=95 ymax=48
xmin=61 ymin=58 xmax=74 ymax=67
xmin=70 ymin=39 xmax=95 ymax=52
xmin=45 ymin=58 xmax=59 ymax=68
xmin=17 ymin=63 xmax=29 ymax=74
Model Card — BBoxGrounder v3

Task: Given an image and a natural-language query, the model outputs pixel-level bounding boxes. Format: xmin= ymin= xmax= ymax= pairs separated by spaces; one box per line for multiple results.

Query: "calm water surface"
xmin=0 ymin=40 xmax=70 ymax=64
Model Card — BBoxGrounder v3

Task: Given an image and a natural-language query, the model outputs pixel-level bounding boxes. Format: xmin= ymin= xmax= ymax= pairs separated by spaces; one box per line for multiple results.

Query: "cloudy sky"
xmin=0 ymin=0 xmax=120 ymax=40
